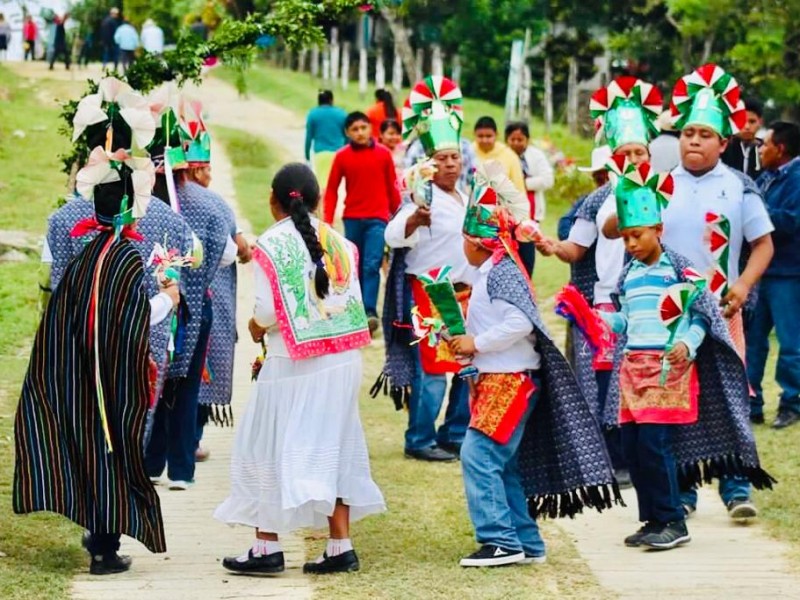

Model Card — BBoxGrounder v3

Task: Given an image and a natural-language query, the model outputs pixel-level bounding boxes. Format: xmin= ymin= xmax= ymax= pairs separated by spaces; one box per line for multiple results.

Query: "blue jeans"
xmin=621 ymin=423 xmax=684 ymax=524
xmin=745 ymin=276 xmax=800 ymax=418
xmin=461 ymin=382 xmax=545 ymax=556
xmin=343 ymin=218 xmax=386 ymax=317
xmin=405 ymin=351 xmax=471 ymax=451
xmin=680 ymin=476 xmax=751 ymax=509
xmin=102 ymin=44 xmax=118 ymax=69
xmin=596 ymin=369 xmax=626 ymax=470
xmin=145 ymin=297 xmax=212 ymax=482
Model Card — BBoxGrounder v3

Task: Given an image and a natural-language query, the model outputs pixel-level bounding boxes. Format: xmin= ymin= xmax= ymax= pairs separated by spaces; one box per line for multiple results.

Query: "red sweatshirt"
xmin=323 ymin=142 xmax=402 ymax=224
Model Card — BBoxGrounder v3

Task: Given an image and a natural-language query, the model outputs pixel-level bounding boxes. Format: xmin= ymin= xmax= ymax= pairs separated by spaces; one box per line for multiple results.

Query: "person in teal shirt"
xmin=305 ymin=90 xmax=347 ymax=190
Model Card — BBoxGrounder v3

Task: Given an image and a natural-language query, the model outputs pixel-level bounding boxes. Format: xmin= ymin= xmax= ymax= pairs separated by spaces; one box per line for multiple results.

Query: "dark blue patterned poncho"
xmin=488 ymin=257 xmax=621 ymax=518
xmin=604 ymin=247 xmax=774 ymax=490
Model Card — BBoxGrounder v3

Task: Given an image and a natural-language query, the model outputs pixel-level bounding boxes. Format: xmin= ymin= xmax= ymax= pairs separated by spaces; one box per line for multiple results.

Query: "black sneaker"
xmin=460 ymin=544 xmax=525 ymax=567
xmin=404 ymin=446 xmax=458 ymax=462
xmin=640 ymin=521 xmax=691 ymax=550
xmin=750 ymin=413 xmax=765 ymax=425
xmin=89 ymin=553 xmax=132 ymax=575
xmin=772 ymin=409 xmax=800 ymax=430
xmin=222 ymin=549 xmax=285 ymax=574
xmin=437 ymin=441 xmax=462 ymax=457
xmin=624 ymin=522 xmax=660 ymax=547
xmin=303 ymin=550 xmax=359 ymax=574
xmin=727 ymin=498 xmax=758 ymax=521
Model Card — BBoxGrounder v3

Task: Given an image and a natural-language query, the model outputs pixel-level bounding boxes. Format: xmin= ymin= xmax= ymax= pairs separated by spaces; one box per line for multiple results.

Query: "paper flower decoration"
xmin=657 ymin=271 xmax=707 ymax=385
xmin=72 ymin=76 xmax=156 ymax=149
xmin=146 ymin=80 xmax=181 ymax=122
xmin=554 ymin=284 xmax=615 ymax=370
xmin=410 ymin=306 xmax=446 ymax=347
xmin=148 ymin=242 xmax=196 ymax=285
xmin=670 ymin=63 xmax=747 ymax=137
xmin=704 ymin=212 xmax=731 ymax=297
xmin=589 ymin=76 xmax=662 ymax=149
xmin=402 ymin=76 xmax=463 ymax=156
xmin=402 ymin=157 xmax=438 ymax=207
xmin=606 ymin=157 xmax=674 ymax=229
xmin=76 ymin=146 xmax=155 ymax=220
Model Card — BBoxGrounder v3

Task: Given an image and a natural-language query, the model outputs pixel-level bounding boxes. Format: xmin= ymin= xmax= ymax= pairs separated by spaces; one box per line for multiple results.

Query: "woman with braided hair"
xmin=215 ymin=163 xmax=385 ymax=575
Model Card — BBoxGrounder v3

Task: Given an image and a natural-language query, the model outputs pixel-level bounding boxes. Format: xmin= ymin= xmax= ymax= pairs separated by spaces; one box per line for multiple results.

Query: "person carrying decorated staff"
xmin=536 ymin=76 xmax=664 ymax=488
xmin=215 ymin=163 xmax=384 ymax=575
xmin=144 ymin=96 xmax=233 ymax=490
xmin=378 ymin=75 xmax=476 ymax=462
xmin=446 ymin=162 xmax=619 ymax=567
xmin=15 ymin=145 xmax=175 ymax=575
xmin=601 ymin=154 xmax=774 ymax=549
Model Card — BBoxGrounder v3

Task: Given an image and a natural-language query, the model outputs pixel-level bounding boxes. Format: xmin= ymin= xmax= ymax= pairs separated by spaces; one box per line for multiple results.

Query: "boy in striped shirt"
xmin=601 ymin=159 xmax=707 ymax=551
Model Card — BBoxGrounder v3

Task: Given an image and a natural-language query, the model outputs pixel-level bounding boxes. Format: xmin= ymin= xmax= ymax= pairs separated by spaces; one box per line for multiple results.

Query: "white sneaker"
xmin=168 ymin=480 xmax=194 ymax=491
xmin=519 ymin=554 xmax=547 ymax=565
xmin=149 ymin=477 xmax=162 ymax=485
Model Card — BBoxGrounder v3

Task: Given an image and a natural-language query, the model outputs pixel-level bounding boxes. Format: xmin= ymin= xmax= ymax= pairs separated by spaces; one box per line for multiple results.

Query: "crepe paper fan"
xmin=402 ymin=75 xmax=463 ymax=138
xmin=670 ymin=63 xmax=746 ymax=135
xmin=589 ymin=76 xmax=663 ymax=121
xmin=98 ymin=77 xmax=134 ymax=103
xmin=683 ymin=267 xmax=707 ymax=289
xmin=126 ymin=156 xmax=155 ymax=219
xmin=706 ymin=264 xmax=728 ymax=296
xmin=147 ymin=81 xmax=181 ymax=120
xmin=72 ymin=93 xmax=107 ymax=142
xmin=554 ymin=284 xmax=614 ymax=358
xmin=417 ymin=265 xmax=453 ymax=286
xmin=659 ymin=282 xmax=696 ymax=330
xmin=646 ymin=171 xmax=674 ymax=206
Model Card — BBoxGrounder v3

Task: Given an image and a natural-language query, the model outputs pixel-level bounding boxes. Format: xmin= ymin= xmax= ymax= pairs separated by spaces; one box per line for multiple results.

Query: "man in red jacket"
xmin=324 ymin=111 xmax=401 ymax=335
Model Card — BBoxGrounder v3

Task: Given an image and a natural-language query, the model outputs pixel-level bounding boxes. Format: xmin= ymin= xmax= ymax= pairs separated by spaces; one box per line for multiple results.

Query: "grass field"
xmin=0 ymin=65 xmax=85 ymax=600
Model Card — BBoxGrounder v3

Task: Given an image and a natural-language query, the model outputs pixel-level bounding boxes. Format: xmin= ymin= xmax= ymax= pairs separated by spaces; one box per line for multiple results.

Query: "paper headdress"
xmin=72 ymin=77 xmax=156 ymax=152
xmin=590 ymin=76 xmax=662 ymax=151
xmin=180 ymin=97 xmax=211 ymax=165
xmin=76 ymin=146 xmax=155 ymax=226
xmin=402 ymin=76 xmax=463 ymax=157
xmin=606 ymin=156 xmax=674 ymax=230
xmin=146 ymin=81 xmax=187 ymax=173
xmin=670 ymin=63 xmax=747 ymax=137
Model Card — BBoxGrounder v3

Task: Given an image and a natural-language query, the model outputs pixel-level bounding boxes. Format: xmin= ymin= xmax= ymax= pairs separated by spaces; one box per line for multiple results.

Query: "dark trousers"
xmin=102 ymin=44 xmax=118 ymax=69
xmin=24 ymin=40 xmax=36 ymax=60
xmin=595 ymin=369 xmax=626 ymax=470
xmin=49 ymin=43 xmax=70 ymax=69
xmin=343 ymin=218 xmax=386 ymax=317
xmin=145 ymin=297 xmax=212 ymax=482
xmin=119 ymin=49 xmax=135 ymax=72
xmin=621 ymin=423 xmax=684 ymax=524
xmin=85 ymin=532 xmax=121 ymax=556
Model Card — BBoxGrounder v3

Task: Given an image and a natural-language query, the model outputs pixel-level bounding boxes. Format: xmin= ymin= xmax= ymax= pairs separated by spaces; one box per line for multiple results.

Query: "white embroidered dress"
xmin=214 ymin=218 xmax=385 ymax=532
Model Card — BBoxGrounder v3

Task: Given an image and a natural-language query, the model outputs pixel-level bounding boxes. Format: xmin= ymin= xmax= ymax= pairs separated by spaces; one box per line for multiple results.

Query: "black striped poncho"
xmin=14 ymin=232 xmax=166 ymax=553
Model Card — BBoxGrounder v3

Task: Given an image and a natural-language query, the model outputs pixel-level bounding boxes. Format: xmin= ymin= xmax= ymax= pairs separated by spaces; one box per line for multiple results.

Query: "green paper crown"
xmin=681 ymin=87 xmax=726 ymax=136
xmin=604 ymin=99 xmax=652 ymax=151
xmin=616 ymin=180 xmax=663 ymax=229
xmin=184 ymin=131 xmax=211 ymax=164
xmin=416 ymin=108 xmax=462 ymax=156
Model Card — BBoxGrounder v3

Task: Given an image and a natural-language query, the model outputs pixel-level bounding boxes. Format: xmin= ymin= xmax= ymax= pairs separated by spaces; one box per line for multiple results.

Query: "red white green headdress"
xmin=179 ymin=97 xmax=211 ymax=166
xmin=606 ymin=156 xmax=674 ymax=229
xmin=589 ymin=76 xmax=662 ymax=151
xmin=402 ymin=75 xmax=463 ymax=157
xmin=670 ymin=63 xmax=747 ymax=137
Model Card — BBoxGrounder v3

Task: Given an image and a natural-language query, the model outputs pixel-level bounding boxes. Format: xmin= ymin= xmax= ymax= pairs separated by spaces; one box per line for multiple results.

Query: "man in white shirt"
xmin=141 ymin=18 xmax=164 ymax=55
xmin=658 ymin=64 xmax=774 ymax=522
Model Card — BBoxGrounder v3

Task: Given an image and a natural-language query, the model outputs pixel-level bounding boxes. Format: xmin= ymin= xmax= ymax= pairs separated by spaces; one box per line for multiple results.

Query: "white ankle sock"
xmin=326 ymin=538 xmax=353 ymax=557
xmin=237 ymin=539 xmax=282 ymax=561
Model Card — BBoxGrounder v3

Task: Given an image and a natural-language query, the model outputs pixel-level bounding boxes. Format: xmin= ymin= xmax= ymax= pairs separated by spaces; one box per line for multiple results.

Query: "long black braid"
xmin=272 ymin=163 xmax=330 ymax=299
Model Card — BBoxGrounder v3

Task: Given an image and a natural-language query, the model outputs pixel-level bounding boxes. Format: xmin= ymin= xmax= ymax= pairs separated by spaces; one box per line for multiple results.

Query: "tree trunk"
xmin=341 ymin=41 xmax=351 ymax=90
xmin=322 ymin=45 xmax=331 ymax=82
xmin=392 ymin=43 xmax=403 ymax=91
xmin=431 ymin=44 xmax=443 ymax=77
xmin=415 ymin=47 xmax=424 ymax=82
xmin=298 ymin=49 xmax=308 ymax=73
xmin=451 ymin=54 xmax=461 ymax=84
xmin=331 ymin=27 xmax=340 ymax=83
xmin=544 ymin=57 xmax=553 ymax=133
xmin=358 ymin=47 xmax=368 ymax=98
xmin=701 ymin=35 xmax=714 ymax=64
xmin=376 ymin=48 xmax=386 ymax=89
xmin=567 ymin=57 xmax=579 ymax=135
xmin=378 ymin=7 xmax=418 ymax=87
xmin=311 ymin=46 xmax=320 ymax=78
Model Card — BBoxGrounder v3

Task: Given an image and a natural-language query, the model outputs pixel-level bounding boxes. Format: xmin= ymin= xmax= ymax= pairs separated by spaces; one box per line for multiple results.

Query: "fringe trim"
xmin=528 ymin=481 xmax=625 ymax=520
xmin=369 ymin=371 xmax=411 ymax=411
xmin=198 ymin=404 xmax=235 ymax=428
xmin=678 ymin=454 xmax=777 ymax=491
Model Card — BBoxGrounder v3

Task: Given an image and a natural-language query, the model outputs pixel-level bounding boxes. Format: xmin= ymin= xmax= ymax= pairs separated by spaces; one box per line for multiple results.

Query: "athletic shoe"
xmin=222 ymin=549 xmax=285 ymax=574
xmin=404 ymin=447 xmax=458 ymax=462
xmin=640 ymin=521 xmax=691 ymax=550
xmin=772 ymin=409 xmax=800 ymax=430
xmin=89 ymin=553 xmax=132 ymax=575
xmin=303 ymin=550 xmax=360 ymax=574
xmin=168 ymin=480 xmax=194 ymax=491
xmin=727 ymin=498 xmax=758 ymax=521
xmin=460 ymin=544 xmax=525 ymax=567
xmin=683 ymin=503 xmax=696 ymax=518
xmin=624 ymin=522 xmax=660 ymax=547
xmin=518 ymin=553 xmax=547 ymax=565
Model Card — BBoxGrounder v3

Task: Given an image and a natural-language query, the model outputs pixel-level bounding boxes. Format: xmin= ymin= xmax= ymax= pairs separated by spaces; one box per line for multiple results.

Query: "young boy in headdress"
xmin=600 ymin=157 xmax=774 ymax=550
xmin=448 ymin=163 xmax=619 ymax=567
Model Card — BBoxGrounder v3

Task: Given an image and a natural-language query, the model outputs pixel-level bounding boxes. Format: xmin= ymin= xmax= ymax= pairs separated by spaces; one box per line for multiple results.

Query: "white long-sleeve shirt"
xmin=520 ymin=145 xmax=554 ymax=221
xmin=384 ymin=184 xmax=477 ymax=285
xmin=467 ymin=259 xmax=541 ymax=373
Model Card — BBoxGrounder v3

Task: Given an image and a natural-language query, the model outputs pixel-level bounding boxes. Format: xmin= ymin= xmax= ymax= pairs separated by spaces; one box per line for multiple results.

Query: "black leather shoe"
xmin=89 ymin=553 xmax=132 ymax=575
xmin=404 ymin=447 xmax=458 ymax=462
xmin=772 ymin=409 xmax=800 ymax=430
xmin=303 ymin=550 xmax=359 ymax=574
xmin=222 ymin=550 xmax=285 ymax=574
xmin=437 ymin=441 xmax=462 ymax=457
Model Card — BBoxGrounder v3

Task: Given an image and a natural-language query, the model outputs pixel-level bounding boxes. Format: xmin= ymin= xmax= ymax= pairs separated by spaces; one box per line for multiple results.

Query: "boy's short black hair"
xmin=318 ymin=89 xmax=333 ymax=105
xmin=345 ymin=111 xmax=370 ymax=130
xmin=769 ymin=121 xmax=800 ymax=158
xmin=743 ymin=97 xmax=764 ymax=117
xmin=504 ymin=121 xmax=529 ymax=139
xmin=474 ymin=116 xmax=497 ymax=132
